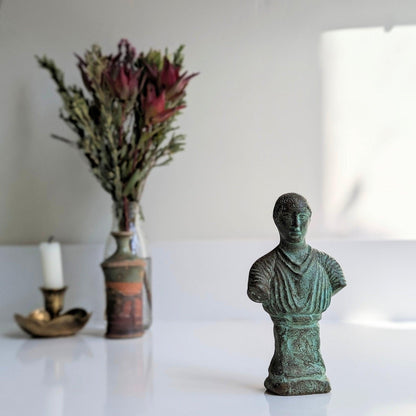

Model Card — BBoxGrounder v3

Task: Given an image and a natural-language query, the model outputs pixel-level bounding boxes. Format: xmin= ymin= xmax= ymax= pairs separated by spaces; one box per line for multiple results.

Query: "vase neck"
xmin=105 ymin=201 xmax=148 ymax=259
xmin=113 ymin=201 xmax=141 ymax=232
xmin=112 ymin=232 xmax=133 ymax=255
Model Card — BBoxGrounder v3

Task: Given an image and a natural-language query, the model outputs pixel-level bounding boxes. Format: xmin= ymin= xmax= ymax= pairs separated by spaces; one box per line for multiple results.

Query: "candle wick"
xmin=48 ymin=236 xmax=54 ymax=243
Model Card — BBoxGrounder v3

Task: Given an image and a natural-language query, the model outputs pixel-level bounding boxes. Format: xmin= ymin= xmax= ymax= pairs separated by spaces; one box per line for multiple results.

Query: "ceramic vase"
xmin=104 ymin=201 xmax=152 ymax=331
xmin=102 ymin=231 xmax=149 ymax=338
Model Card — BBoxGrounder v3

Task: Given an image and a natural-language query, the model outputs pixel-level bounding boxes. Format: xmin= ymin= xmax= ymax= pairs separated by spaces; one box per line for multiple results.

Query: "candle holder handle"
xmin=40 ymin=287 xmax=67 ymax=319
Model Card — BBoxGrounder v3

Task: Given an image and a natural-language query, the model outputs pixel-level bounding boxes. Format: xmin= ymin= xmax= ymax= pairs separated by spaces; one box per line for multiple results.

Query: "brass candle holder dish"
xmin=14 ymin=287 xmax=91 ymax=337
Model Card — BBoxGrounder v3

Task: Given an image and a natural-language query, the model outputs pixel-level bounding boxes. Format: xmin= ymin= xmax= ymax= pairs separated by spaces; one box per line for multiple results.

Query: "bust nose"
xmin=292 ymin=214 xmax=301 ymax=228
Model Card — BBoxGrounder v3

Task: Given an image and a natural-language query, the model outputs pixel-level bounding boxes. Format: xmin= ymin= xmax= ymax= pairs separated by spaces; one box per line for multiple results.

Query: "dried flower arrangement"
xmin=36 ymin=39 xmax=198 ymax=228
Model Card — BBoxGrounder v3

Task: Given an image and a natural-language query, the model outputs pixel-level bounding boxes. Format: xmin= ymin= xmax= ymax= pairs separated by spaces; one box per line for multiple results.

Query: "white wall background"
xmin=2 ymin=0 xmax=416 ymax=244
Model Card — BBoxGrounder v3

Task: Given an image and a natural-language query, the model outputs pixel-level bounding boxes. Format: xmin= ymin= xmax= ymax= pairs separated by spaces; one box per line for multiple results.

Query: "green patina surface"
xmin=248 ymin=193 xmax=346 ymax=396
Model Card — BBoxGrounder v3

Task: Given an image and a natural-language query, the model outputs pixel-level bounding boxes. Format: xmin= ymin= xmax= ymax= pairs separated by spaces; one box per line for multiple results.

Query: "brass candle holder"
xmin=14 ymin=286 xmax=91 ymax=338
xmin=42 ymin=286 xmax=67 ymax=318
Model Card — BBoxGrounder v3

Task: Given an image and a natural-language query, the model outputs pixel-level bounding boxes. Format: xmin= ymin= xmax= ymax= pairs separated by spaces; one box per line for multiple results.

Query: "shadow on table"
xmin=3 ymin=330 xmax=29 ymax=339
xmin=78 ymin=327 xmax=106 ymax=338
xmin=170 ymin=366 xmax=264 ymax=393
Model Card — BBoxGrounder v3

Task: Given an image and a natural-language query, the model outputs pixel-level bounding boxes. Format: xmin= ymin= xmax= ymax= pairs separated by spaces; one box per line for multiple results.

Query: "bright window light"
xmin=321 ymin=26 xmax=416 ymax=238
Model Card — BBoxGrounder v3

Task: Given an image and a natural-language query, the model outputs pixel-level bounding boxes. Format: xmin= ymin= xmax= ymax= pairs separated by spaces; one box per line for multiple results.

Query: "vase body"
xmin=103 ymin=202 xmax=152 ymax=336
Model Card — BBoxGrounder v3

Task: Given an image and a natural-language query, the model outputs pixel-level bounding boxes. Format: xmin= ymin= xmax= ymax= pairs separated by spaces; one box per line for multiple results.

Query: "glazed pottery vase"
xmin=102 ymin=231 xmax=149 ymax=338
xmin=104 ymin=201 xmax=152 ymax=332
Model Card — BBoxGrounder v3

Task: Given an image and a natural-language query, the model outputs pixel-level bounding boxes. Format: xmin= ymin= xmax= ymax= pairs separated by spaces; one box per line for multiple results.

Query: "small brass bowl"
xmin=14 ymin=308 xmax=91 ymax=338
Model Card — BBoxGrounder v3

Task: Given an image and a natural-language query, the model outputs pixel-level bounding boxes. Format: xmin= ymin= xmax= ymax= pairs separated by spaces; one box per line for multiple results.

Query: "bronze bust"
xmin=248 ymin=193 xmax=346 ymax=395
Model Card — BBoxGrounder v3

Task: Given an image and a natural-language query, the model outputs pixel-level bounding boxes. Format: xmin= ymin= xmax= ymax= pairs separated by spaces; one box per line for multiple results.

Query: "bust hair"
xmin=273 ymin=193 xmax=312 ymax=224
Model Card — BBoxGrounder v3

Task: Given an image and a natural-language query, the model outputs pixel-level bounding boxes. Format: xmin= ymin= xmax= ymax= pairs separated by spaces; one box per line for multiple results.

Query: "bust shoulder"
xmin=247 ymin=248 xmax=277 ymax=303
xmin=251 ymin=247 xmax=277 ymax=271
xmin=313 ymin=249 xmax=346 ymax=295
xmin=313 ymin=249 xmax=339 ymax=268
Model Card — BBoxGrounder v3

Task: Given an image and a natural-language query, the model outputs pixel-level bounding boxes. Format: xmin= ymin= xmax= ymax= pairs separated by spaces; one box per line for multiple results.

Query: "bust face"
xmin=276 ymin=207 xmax=311 ymax=244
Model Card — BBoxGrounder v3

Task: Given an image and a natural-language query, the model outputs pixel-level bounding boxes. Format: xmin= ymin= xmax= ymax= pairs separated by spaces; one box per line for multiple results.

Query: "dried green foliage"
xmin=36 ymin=39 xmax=198 ymax=213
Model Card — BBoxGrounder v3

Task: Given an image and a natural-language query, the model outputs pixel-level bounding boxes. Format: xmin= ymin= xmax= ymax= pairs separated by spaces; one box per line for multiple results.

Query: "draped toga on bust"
xmin=248 ymin=245 xmax=346 ymax=316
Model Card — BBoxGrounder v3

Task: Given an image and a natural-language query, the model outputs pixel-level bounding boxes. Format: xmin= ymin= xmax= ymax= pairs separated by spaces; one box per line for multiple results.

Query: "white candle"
xmin=39 ymin=239 xmax=65 ymax=289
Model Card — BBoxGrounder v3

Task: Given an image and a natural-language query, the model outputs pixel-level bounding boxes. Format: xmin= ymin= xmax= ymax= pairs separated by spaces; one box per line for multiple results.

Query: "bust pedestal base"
xmin=265 ymin=376 xmax=331 ymax=396
xmin=265 ymin=315 xmax=331 ymax=396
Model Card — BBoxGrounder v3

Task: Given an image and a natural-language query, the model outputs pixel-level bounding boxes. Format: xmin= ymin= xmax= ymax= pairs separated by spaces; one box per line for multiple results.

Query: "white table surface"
xmin=2 ymin=320 xmax=416 ymax=416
